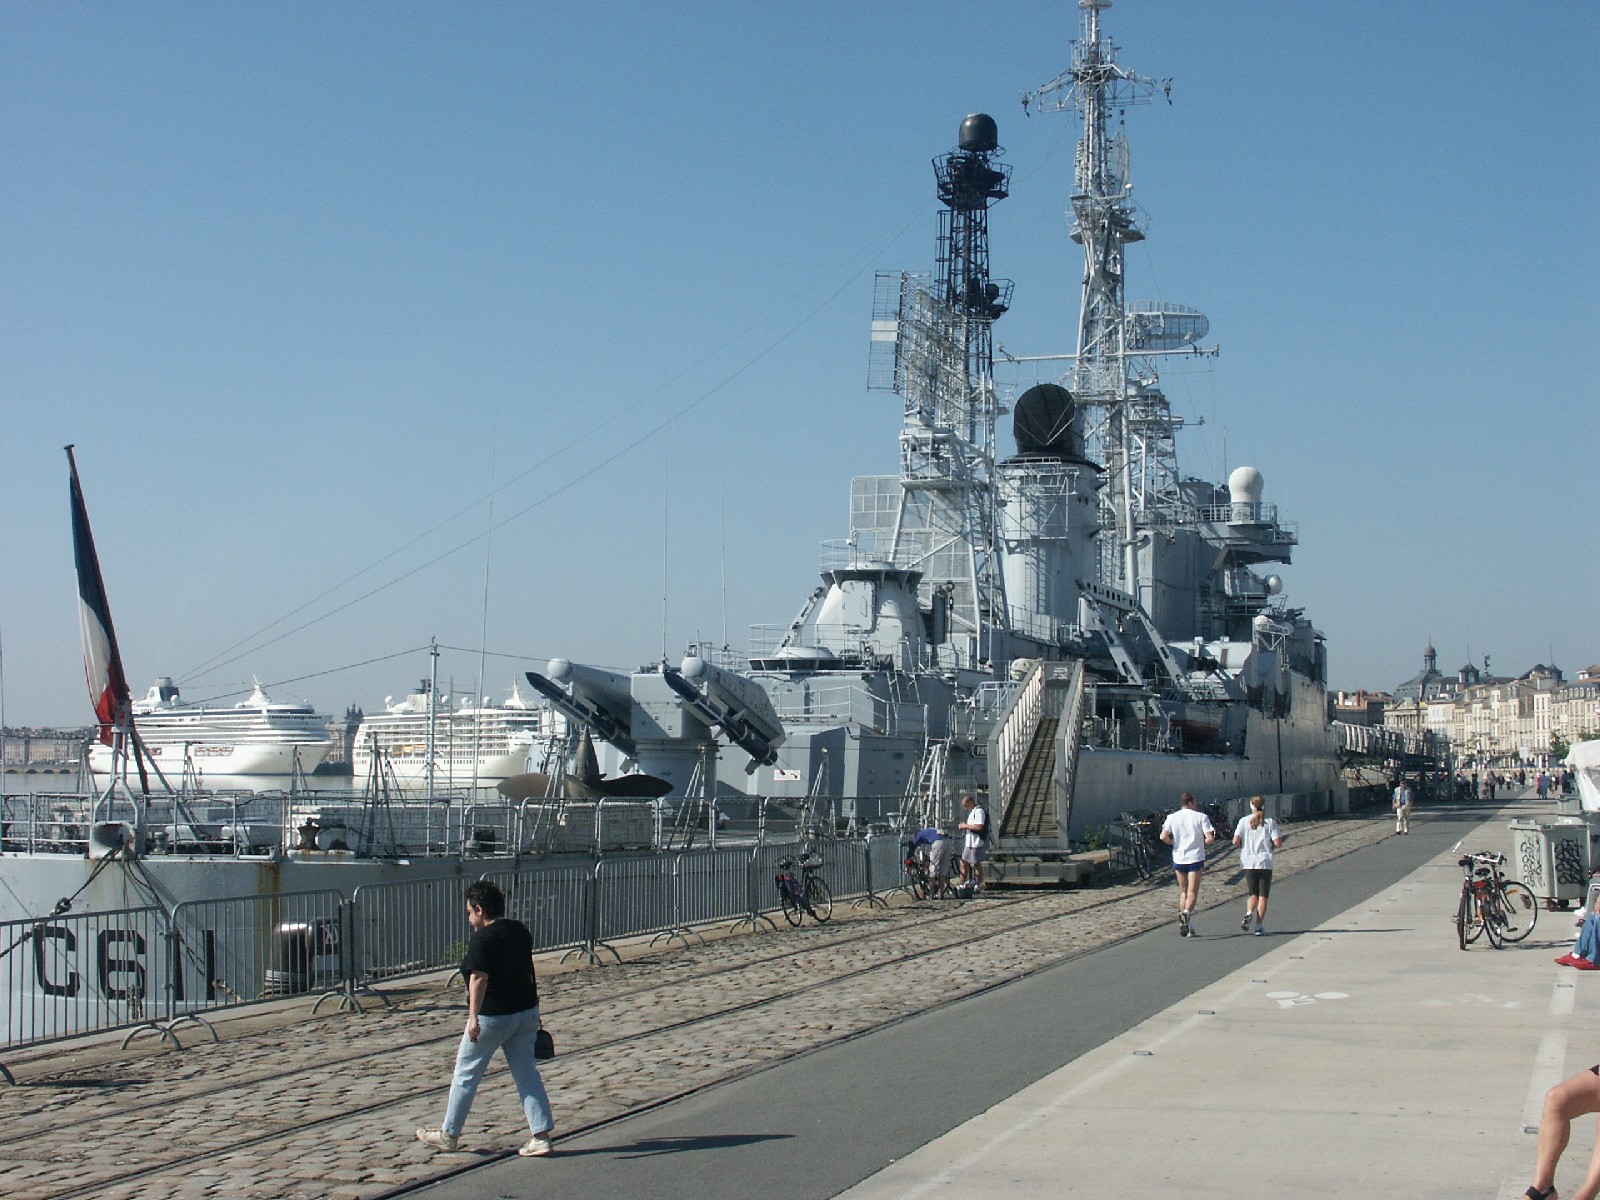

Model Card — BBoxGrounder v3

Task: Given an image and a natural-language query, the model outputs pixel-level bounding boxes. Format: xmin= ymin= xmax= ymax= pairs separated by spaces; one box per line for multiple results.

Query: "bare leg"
xmin=1256 ymin=894 xmax=1269 ymax=926
xmin=1533 ymin=1067 xmax=1600 ymax=1196
xmin=1184 ymin=869 xmax=1203 ymax=914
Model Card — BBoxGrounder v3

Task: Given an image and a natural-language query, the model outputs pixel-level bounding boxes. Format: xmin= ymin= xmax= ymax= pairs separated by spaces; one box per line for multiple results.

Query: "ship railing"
xmin=817 ymin=534 xmax=929 ymax=574
xmin=764 ymin=684 xmax=925 ymax=737
xmin=986 ymin=660 xmax=1049 ymax=838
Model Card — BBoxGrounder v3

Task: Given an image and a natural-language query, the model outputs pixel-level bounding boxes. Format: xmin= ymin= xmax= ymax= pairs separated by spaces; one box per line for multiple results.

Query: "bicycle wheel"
xmin=805 ymin=876 xmax=833 ymax=923
xmin=1480 ymin=894 xmax=1504 ymax=948
xmin=1130 ymin=836 xmax=1152 ymax=881
xmin=1496 ymin=882 xmax=1538 ymax=942
xmin=1456 ymin=888 xmax=1475 ymax=950
xmin=779 ymin=882 xmax=804 ymax=926
xmin=906 ymin=866 xmax=929 ymax=901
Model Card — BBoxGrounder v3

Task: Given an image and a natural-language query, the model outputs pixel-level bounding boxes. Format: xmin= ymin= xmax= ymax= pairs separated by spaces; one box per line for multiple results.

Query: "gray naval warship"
xmin=0 ymin=1 xmax=1340 ymax=933
xmin=526 ymin=0 xmax=1341 ymax=874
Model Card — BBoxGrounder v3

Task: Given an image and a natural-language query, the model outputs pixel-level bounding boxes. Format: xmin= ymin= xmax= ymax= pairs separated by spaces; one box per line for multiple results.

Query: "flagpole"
xmin=66 ymin=445 xmax=151 ymax=839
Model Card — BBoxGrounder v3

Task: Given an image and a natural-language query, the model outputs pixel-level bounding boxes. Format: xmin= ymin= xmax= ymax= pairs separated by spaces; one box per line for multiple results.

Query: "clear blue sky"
xmin=3 ymin=1 xmax=1595 ymax=727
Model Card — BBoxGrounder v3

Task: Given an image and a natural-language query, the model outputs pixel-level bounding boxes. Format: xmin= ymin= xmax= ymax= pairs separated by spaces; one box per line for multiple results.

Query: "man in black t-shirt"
xmin=416 ymin=880 xmax=556 ymax=1157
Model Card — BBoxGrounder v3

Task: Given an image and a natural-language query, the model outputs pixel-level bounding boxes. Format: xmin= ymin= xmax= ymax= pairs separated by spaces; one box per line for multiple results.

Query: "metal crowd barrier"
xmin=480 ymin=860 xmax=596 ymax=959
xmin=169 ymin=889 xmax=348 ymax=1016
xmin=0 ymin=904 xmax=171 ymax=1067
xmin=1 ymin=834 xmax=895 ymax=1072
xmin=350 ymin=877 xmax=468 ymax=986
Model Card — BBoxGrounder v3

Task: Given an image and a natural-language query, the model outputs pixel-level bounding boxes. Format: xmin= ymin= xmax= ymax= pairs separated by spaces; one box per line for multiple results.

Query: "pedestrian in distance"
xmin=1393 ymin=778 xmax=1414 ymax=835
xmin=416 ymin=880 xmax=556 ymax=1158
xmin=1232 ymin=795 xmax=1283 ymax=935
xmin=1522 ymin=1058 xmax=1600 ymax=1200
xmin=956 ymin=793 xmax=988 ymax=894
xmin=1160 ymin=792 xmax=1215 ymax=937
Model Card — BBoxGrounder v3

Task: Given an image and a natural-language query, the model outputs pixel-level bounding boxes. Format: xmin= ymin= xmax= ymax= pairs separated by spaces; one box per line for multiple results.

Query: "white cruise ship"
xmin=87 ymin=677 xmax=333 ymax=778
xmin=350 ymin=680 xmax=556 ymax=791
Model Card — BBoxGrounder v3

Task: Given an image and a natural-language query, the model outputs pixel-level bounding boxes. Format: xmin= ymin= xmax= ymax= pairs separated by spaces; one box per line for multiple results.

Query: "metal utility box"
xmin=1509 ymin=818 xmax=1592 ymax=905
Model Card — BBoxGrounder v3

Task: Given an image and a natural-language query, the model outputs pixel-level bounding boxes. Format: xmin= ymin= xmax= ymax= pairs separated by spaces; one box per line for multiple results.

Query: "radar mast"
xmin=867 ymin=114 xmax=1015 ymax=670
xmin=1023 ymin=0 xmax=1213 ymax=608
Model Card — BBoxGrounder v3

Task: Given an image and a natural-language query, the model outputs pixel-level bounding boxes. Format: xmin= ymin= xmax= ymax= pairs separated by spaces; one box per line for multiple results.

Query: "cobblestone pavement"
xmin=0 ymin=811 xmax=1397 ymax=1200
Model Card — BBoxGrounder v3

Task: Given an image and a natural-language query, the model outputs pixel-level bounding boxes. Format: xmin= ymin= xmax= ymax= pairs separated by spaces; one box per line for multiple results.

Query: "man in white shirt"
xmin=1160 ymin=792 xmax=1216 ymax=937
xmin=956 ymin=794 xmax=988 ymax=894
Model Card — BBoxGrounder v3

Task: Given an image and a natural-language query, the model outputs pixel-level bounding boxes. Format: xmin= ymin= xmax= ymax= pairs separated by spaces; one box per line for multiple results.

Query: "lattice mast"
xmin=869 ymin=114 xmax=1015 ymax=668
xmin=1024 ymin=0 xmax=1180 ymax=598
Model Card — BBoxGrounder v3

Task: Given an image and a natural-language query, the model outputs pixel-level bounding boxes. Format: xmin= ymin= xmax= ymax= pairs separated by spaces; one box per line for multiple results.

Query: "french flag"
xmin=66 ymin=445 xmax=132 ymax=747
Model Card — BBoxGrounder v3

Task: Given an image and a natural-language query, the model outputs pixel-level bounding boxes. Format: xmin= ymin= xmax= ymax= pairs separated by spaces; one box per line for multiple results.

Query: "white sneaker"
xmin=520 ymin=1134 xmax=554 ymax=1157
xmin=1240 ymin=914 xmax=1252 ymax=931
xmin=416 ymin=1128 xmax=458 ymax=1152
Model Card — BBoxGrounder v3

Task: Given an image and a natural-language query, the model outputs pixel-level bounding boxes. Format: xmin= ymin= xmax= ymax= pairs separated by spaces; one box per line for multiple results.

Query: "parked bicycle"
xmin=1456 ymin=851 xmax=1538 ymax=950
xmin=776 ymin=852 xmax=833 ymax=925
xmin=1201 ymin=800 xmax=1234 ymax=841
xmin=1118 ymin=812 xmax=1164 ymax=881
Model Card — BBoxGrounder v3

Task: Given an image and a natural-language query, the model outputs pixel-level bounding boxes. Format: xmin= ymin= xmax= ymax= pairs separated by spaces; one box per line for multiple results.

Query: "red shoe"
xmin=1574 ymin=958 xmax=1600 ymax=971
xmin=1557 ymin=953 xmax=1579 ymax=965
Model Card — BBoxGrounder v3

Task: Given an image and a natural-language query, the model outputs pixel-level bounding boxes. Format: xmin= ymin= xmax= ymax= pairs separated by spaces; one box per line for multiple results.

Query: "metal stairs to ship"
xmin=985 ymin=661 xmax=1105 ymax=887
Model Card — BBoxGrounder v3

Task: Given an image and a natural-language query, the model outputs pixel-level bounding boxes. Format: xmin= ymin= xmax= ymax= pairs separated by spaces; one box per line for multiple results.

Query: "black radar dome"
xmin=959 ymin=113 xmax=999 ymax=153
xmin=1013 ymin=384 xmax=1081 ymax=459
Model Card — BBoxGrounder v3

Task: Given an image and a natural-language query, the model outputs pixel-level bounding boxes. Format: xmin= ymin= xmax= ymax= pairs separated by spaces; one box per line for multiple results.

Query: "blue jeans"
xmin=441 ymin=1005 xmax=553 ymax=1137
xmin=1577 ymin=915 xmax=1600 ymax=963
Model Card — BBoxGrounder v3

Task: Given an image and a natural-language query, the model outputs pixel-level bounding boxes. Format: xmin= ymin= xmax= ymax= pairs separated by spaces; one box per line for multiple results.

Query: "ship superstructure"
xmin=549 ymin=0 xmax=1340 ymax=840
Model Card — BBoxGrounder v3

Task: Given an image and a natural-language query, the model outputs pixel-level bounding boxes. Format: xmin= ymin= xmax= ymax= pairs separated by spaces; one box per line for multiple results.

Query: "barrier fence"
xmin=0 ymin=833 xmax=904 ymax=1073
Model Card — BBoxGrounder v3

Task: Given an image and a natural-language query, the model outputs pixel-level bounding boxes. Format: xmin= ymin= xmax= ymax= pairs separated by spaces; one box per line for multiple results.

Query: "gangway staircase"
xmin=986 ymin=659 xmax=1098 ymax=886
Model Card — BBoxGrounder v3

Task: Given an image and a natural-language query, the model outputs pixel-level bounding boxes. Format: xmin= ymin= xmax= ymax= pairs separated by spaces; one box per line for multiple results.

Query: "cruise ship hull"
xmin=87 ymin=740 xmax=330 ymax=778
xmin=349 ymin=746 xmax=533 ymax=790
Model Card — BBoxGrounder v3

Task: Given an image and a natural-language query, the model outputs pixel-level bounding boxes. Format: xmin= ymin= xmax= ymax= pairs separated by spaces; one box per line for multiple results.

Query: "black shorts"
xmin=1244 ymin=868 xmax=1273 ymax=898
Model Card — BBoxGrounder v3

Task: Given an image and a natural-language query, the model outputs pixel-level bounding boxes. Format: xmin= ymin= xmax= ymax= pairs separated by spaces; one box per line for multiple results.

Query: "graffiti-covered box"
xmin=1510 ymin=818 xmax=1592 ymax=905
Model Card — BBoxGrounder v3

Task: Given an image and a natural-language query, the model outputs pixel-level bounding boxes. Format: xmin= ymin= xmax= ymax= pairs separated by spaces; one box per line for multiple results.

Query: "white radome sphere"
xmin=1228 ymin=466 xmax=1264 ymax=504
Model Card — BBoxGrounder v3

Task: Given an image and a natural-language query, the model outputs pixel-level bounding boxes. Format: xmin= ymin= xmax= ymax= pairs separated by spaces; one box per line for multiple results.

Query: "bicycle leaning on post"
xmin=1118 ymin=811 xmax=1163 ymax=881
xmin=1456 ymin=851 xmax=1538 ymax=950
xmin=775 ymin=851 xmax=833 ymax=925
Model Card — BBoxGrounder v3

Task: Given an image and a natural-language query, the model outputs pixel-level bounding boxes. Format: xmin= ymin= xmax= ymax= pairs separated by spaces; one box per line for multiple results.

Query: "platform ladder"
xmin=899 ymin=738 xmax=950 ymax=835
xmin=665 ymin=751 xmax=715 ymax=850
xmin=517 ymin=732 xmax=577 ymax=854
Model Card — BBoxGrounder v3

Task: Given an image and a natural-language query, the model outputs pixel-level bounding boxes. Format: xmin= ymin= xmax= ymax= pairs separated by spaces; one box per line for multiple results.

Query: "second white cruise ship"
xmin=350 ymin=680 xmax=556 ymax=791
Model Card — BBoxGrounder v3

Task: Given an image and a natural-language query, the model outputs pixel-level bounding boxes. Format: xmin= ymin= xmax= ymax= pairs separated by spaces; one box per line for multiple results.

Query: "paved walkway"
xmin=0 ymin=799 xmax=1575 ymax=1199
xmin=838 ymin=806 xmax=1593 ymax=1200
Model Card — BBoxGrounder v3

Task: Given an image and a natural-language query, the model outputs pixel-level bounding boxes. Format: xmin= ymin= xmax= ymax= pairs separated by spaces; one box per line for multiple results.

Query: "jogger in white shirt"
xmin=1159 ymin=792 xmax=1215 ymax=937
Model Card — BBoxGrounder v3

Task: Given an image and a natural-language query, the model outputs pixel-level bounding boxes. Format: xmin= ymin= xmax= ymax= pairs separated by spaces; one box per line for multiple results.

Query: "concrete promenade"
xmin=837 ymin=804 xmax=1593 ymax=1200
xmin=0 ymin=796 xmax=1586 ymax=1199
